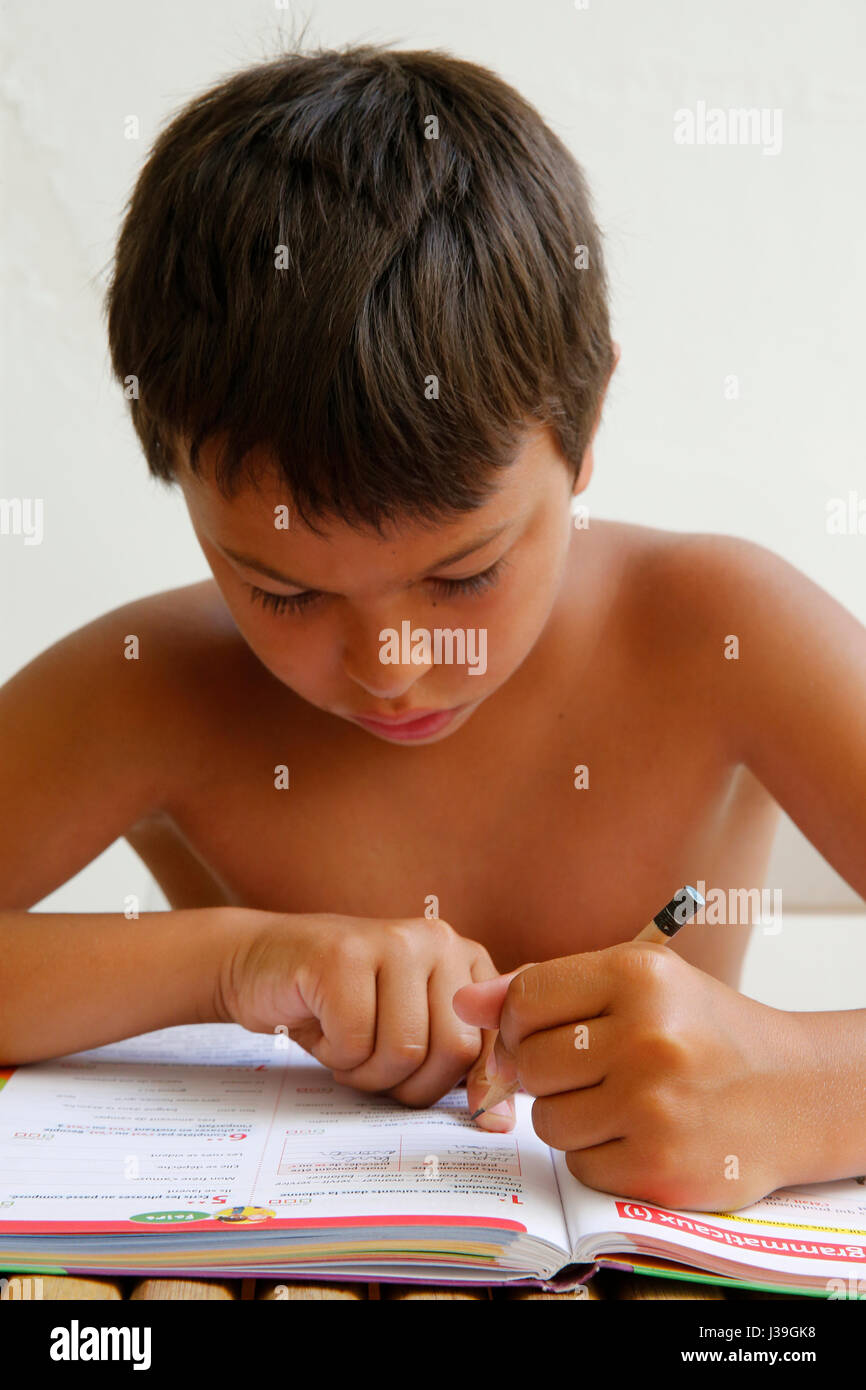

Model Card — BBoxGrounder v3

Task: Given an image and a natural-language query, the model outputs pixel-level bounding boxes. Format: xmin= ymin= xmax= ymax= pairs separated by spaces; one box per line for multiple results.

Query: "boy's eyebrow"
xmin=219 ymin=522 xmax=512 ymax=591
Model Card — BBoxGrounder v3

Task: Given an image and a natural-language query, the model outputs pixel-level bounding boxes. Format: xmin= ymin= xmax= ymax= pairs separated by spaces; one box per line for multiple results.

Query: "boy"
xmin=2 ymin=44 xmax=864 ymax=1215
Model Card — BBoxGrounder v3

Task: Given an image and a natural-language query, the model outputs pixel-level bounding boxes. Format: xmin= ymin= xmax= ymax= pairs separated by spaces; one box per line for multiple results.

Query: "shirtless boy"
xmin=2 ymin=45 xmax=864 ymax=1213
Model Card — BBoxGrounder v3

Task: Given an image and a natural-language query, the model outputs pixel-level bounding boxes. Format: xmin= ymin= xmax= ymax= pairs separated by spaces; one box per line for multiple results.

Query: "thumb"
xmin=452 ymin=963 xmax=535 ymax=1029
xmin=462 ymin=1028 xmax=517 ymax=1132
xmin=455 ymin=965 xmax=536 ymax=1133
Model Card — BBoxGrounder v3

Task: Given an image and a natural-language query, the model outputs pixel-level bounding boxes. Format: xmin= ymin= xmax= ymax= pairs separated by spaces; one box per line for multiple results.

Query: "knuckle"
xmin=613 ymin=941 xmax=668 ymax=980
xmin=514 ymin=1045 xmax=544 ymax=1095
xmin=387 ymin=1040 xmax=429 ymax=1066
xmin=387 ymin=1083 xmax=437 ymax=1109
xmin=390 ymin=920 xmax=421 ymax=947
xmin=450 ymin=1031 xmax=482 ymax=1066
xmin=507 ymin=965 xmax=540 ymax=1016
xmin=425 ymin=916 xmax=457 ymax=944
xmin=530 ymin=1096 xmax=559 ymax=1147
xmin=633 ymin=1084 xmax=679 ymax=1133
xmin=333 ymin=936 xmax=371 ymax=972
xmin=333 ymin=1027 xmax=375 ymax=1059
xmin=637 ymin=1132 xmax=680 ymax=1182
xmin=390 ymin=916 xmax=456 ymax=947
xmin=470 ymin=946 xmax=499 ymax=980
xmin=634 ymin=1025 xmax=690 ymax=1074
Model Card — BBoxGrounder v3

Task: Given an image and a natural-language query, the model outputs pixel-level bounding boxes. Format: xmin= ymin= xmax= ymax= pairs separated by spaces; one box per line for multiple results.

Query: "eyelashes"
xmin=248 ymin=556 xmax=507 ymax=616
xmin=428 ymin=556 xmax=507 ymax=599
xmin=248 ymin=586 xmax=323 ymax=615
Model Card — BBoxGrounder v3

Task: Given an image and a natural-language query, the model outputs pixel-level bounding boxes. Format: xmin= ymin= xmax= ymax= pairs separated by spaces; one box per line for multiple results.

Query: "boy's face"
xmin=179 ymin=422 xmax=588 ymax=745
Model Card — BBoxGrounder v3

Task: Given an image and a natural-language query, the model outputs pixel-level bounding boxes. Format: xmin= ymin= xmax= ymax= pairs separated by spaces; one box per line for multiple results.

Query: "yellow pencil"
xmin=469 ymin=885 xmax=705 ymax=1120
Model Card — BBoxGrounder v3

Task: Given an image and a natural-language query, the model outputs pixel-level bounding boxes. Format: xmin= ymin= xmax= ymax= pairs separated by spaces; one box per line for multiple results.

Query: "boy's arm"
xmin=714 ymin=537 xmax=866 ymax=902
xmin=692 ymin=535 xmax=866 ymax=1183
xmin=457 ymin=538 xmax=866 ymax=1194
xmin=0 ymin=600 xmax=231 ymax=1059
xmin=0 ymin=907 xmax=238 ymax=1063
xmin=0 ymin=599 xmax=181 ymax=911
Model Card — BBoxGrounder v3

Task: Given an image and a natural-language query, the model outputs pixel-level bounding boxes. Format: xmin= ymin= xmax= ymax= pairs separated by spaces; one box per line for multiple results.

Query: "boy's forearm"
xmin=784 ymin=1008 xmax=866 ymax=1184
xmin=0 ymin=907 xmax=246 ymax=1064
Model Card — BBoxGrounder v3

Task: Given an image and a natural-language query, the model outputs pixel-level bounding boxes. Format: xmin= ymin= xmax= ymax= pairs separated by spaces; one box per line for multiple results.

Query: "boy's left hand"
xmin=453 ymin=943 xmax=810 ymax=1211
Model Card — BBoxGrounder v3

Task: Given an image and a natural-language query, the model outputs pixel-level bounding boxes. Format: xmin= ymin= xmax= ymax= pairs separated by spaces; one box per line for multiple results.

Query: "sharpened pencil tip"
xmin=468 ymin=1107 xmax=484 ymax=1121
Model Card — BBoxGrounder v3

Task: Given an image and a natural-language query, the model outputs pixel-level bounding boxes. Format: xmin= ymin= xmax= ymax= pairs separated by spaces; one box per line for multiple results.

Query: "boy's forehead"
xmin=179 ymin=422 xmax=564 ymax=562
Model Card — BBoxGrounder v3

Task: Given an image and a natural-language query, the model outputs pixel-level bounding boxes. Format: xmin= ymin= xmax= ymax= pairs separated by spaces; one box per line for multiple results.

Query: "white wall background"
xmin=1 ymin=0 xmax=864 ymax=974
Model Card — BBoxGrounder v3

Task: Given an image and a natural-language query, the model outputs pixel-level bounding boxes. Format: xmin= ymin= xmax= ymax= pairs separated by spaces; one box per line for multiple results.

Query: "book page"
xmin=0 ymin=1023 xmax=569 ymax=1255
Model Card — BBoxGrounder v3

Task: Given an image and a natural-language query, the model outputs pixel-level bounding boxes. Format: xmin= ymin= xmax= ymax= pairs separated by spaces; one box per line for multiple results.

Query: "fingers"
xmin=463 ymin=1027 xmax=515 ymax=1132
xmin=497 ymin=949 xmax=627 ymax=1055
xmin=296 ymin=922 xmax=549 ymax=1109
xmin=287 ymin=1020 xmax=324 ymax=1057
xmin=452 ymin=963 xmax=535 ymax=1029
xmin=517 ymin=1016 xmax=614 ymax=1096
xmin=531 ymin=1081 xmax=620 ymax=1155
xmin=329 ymin=955 xmax=430 ymax=1091
xmin=309 ymin=945 xmax=379 ymax=1072
xmin=385 ymin=959 xmax=484 ymax=1107
xmin=451 ymin=962 xmax=533 ymax=1130
xmin=459 ymin=953 xmax=518 ymax=1130
xmin=489 ymin=1029 xmax=519 ymax=1086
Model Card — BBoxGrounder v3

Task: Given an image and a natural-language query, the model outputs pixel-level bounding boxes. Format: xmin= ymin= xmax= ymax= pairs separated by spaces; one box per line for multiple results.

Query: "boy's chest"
xmin=131 ymin=700 xmax=777 ymax=974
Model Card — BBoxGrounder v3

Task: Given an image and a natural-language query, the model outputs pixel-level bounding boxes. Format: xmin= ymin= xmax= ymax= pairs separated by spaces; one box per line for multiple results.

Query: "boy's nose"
xmin=345 ymin=664 xmax=426 ymax=699
xmin=341 ymin=618 xmax=431 ymax=698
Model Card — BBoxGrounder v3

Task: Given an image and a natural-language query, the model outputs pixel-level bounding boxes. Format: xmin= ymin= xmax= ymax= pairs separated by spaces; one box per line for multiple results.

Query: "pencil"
xmin=468 ymin=884 xmax=705 ymax=1121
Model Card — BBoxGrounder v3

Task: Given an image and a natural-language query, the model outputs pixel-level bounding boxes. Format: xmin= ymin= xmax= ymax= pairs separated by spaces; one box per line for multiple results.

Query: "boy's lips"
xmin=352 ymin=706 xmax=463 ymax=741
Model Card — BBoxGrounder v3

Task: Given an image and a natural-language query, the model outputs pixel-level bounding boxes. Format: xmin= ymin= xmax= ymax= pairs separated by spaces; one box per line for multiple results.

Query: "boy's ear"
xmin=572 ymin=341 xmax=620 ymax=498
xmin=573 ymin=448 xmax=594 ymax=495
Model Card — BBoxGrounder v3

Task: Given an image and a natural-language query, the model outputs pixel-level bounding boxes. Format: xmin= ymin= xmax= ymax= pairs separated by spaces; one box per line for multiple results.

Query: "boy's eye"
xmin=246 ymin=557 xmax=506 ymax=616
xmin=248 ymin=585 xmax=323 ymax=615
xmin=426 ymin=556 xmax=507 ymax=598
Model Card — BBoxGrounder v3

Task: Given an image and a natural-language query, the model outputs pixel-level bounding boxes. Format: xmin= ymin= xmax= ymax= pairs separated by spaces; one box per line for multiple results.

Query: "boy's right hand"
xmin=216 ymin=910 xmax=505 ymax=1113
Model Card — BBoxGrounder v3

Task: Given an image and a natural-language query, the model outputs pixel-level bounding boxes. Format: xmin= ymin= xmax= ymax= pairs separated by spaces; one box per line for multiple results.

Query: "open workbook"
xmin=0 ymin=1023 xmax=863 ymax=1295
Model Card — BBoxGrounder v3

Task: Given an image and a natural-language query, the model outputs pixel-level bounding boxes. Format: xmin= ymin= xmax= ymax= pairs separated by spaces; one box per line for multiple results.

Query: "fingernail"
xmin=488 ymin=1100 xmax=512 ymax=1116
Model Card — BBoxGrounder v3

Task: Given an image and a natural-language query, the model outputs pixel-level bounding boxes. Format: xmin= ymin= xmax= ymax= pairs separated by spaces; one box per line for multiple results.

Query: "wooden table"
xmin=0 ymin=1270 xmax=812 ymax=1300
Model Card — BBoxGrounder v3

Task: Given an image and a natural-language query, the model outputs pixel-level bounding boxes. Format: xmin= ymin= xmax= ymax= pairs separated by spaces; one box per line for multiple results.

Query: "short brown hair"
xmin=106 ymin=43 xmax=614 ymax=529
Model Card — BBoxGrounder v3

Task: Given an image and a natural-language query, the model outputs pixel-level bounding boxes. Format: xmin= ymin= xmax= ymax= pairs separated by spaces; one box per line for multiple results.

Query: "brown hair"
xmin=105 ymin=43 xmax=614 ymax=529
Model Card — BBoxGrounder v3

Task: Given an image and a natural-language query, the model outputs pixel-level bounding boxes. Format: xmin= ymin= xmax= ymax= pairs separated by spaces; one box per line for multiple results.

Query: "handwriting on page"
xmin=276 ymin=1136 xmax=521 ymax=1183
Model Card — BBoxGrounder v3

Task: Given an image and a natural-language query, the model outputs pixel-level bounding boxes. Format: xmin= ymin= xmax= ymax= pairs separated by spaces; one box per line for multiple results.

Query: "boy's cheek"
xmin=230 ymin=621 xmax=333 ymax=695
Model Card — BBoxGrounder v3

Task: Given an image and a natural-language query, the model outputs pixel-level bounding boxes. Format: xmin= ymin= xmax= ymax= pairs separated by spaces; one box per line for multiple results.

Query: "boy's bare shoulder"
xmin=603 ymin=518 xmax=779 ymax=591
xmin=595 ymin=520 xmax=863 ymax=744
xmin=596 ymin=519 xmax=796 ymax=642
xmin=589 ymin=521 xmax=810 ymax=713
xmin=78 ymin=579 xmax=250 ymax=676
xmin=2 ymin=580 xmax=265 ymax=799
xmin=40 ymin=579 xmax=254 ymax=699
xmin=77 ymin=578 xmax=272 ymax=725
xmin=0 ymin=581 xmax=261 ymax=907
